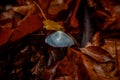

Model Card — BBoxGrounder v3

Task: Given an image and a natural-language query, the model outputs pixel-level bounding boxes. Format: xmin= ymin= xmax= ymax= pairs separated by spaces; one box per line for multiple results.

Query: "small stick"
xmin=33 ymin=1 xmax=47 ymax=20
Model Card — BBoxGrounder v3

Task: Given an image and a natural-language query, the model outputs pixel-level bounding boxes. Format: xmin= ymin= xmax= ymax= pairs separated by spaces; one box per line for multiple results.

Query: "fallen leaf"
xmin=43 ymin=19 xmax=64 ymax=30
xmin=80 ymin=46 xmax=112 ymax=62
xmin=0 ymin=28 xmax=14 ymax=46
xmin=81 ymin=54 xmax=100 ymax=80
xmin=12 ymin=4 xmax=34 ymax=15
xmin=56 ymin=48 xmax=89 ymax=80
xmin=102 ymin=38 xmax=120 ymax=58
xmin=48 ymin=0 xmax=72 ymax=15
xmin=10 ymin=14 xmax=43 ymax=42
xmin=81 ymin=54 xmax=118 ymax=80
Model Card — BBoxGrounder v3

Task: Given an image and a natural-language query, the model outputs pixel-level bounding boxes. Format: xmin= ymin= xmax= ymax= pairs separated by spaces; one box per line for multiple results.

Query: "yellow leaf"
xmin=43 ymin=19 xmax=64 ymax=31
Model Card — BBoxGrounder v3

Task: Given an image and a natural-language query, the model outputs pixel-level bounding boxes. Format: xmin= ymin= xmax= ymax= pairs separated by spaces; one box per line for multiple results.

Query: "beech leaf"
xmin=10 ymin=14 xmax=43 ymax=42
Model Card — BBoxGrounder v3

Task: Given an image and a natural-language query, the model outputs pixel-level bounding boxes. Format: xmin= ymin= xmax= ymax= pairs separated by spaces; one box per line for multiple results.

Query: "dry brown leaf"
xmin=56 ymin=48 xmax=89 ymax=80
xmin=102 ymin=38 xmax=120 ymax=58
xmin=80 ymin=46 xmax=112 ymax=62
xmin=81 ymin=51 xmax=118 ymax=80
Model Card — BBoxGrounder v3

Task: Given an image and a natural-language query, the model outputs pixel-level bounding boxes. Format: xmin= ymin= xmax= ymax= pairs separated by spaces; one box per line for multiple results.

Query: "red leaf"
xmin=0 ymin=28 xmax=14 ymax=46
xmin=10 ymin=14 xmax=43 ymax=42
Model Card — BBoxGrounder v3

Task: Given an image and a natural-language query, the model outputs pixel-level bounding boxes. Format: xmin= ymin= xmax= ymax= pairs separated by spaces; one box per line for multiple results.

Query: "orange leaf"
xmin=10 ymin=14 xmax=43 ymax=42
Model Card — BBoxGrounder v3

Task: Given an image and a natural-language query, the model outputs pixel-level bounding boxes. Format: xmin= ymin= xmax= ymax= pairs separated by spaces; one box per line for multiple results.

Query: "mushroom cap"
xmin=45 ymin=31 xmax=74 ymax=47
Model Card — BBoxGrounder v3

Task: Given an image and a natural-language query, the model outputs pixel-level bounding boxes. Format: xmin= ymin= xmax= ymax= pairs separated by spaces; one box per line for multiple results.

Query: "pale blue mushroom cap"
xmin=45 ymin=31 xmax=74 ymax=47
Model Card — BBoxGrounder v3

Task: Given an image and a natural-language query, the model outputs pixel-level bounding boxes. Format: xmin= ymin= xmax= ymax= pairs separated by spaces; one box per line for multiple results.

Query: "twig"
xmin=33 ymin=1 xmax=47 ymax=20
